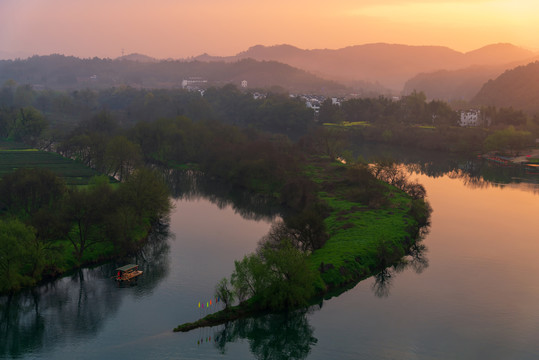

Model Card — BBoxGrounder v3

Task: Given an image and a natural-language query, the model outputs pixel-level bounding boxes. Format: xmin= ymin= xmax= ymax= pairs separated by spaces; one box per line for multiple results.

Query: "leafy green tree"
xmin=0 ymin=168 xmax=66 ymax=218
xmin=0 ymin=107 xmax=17 ymax=137
xmin=483 ymin=126 xmax=534 ymax=155
xmin=0 ymin=219 xmax=35 ymax=292
xmin=215 ymin=277 xmax=235 ymax=309
xmin=428 ymin=100 xmax=458 ymax=126
xmin=10 ymin=107 xmax=48 ymax=146
xmin=318 ymin=99 xmax=340 ymax=124
xmin=257 ymin=239 xmax=317 ymax=310
xmin=62 ymin=177 xmax=115 ymax=262
xmin=400 ymin=90 xmax=428 ymax=124
xmin=305 ymin=127 xmax=346 ymax=161
xmin=117 ymin=168 xmax=172 ymax=222
xmin=13 ymin=85 xmax=35 ymax=108
xmin=104 ymin=135 xmax=142 ymax=181
xmin=0 ymin=79 xmax=16 ymax=108
xmin=230 ymin=253 xmax=269 ymax=302
xmin=494 ymin=107 xmax=528 ymax=128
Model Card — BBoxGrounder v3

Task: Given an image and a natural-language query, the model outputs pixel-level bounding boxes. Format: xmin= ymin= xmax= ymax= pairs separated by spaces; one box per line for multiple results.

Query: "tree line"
xmin=318 ymin=91 xmax=538 ymax=154
xmin=0 ymin=80 xmax=314 ymax=140
xmin=0 ymin=168 xmax=171 ymax=293
xmin=1 ymin=81 xmax=433 ymax=309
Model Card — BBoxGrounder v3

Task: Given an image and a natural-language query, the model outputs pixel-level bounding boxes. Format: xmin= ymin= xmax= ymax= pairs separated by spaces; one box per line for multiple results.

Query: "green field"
xmin=305 ymin=158 xmax=419 ymax=288
xmin=0 ymin=139 xmax=105 ymax=185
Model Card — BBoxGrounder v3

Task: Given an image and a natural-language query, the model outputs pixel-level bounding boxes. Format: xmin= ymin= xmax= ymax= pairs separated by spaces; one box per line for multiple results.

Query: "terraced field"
xmin=0 ymin=140 xmax=104 ymax=185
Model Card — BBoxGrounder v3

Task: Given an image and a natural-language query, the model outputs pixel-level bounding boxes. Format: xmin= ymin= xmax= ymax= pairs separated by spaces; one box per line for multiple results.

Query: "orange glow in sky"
xmin=1 ymin=0 xmax=538 ymax=59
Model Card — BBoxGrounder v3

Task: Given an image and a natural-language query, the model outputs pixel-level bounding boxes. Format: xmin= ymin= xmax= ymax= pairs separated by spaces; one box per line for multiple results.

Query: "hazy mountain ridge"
xmin=194 ymin=43 xmax=535 ymax=91
xmin=0 ymin=55 xmax=346 ymax=94
xmin=403 ymin=64 xmax=510 ymax=101
xmin=117 ymin=53 xmax=159 ymax=63
xmin=404 ymin=46 xmax=539 ymax=101
xmin=472 ymin=61 xmax=539 ymax=113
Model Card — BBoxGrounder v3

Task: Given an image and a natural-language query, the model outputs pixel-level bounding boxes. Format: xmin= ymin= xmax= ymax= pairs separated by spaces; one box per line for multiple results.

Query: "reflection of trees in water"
xmin=129 ymin=219 xmax=171 ymax=297
xmin=371 ymin=230 xmax=430 ymax=299
xmin=0 ymin=267 xmax=123 ymax=358
xmin=161 ymin=168 xmax=281 ymax=221
xmin=213 ymin=309 xmax=318 ymax=360
xmin=206 ymin=233 xmax=426 ymax=359
xmin=406 ymin=159 xmax=539 ymax=193
xmin=356 ymin=143 xmax=539 ymax=193
xmin=0 ymin=221 xmax=171 ymax=358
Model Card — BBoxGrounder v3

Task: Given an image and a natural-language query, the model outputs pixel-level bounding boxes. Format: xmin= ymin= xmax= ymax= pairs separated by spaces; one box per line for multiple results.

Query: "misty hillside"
xmin=0 ymin=55 xmax=347 ymax=94
xmin=403 ymin=65 xmax=507 ymax=101
xmin=472 ymin=61 xmax=539 ymax=114
xmin=403 ymin=46 xmax=539 ymax=101
xmin=194 ymin=43 xmax=535 ymax=91
xmin=116 ymin=53 xmax=159 ymax=63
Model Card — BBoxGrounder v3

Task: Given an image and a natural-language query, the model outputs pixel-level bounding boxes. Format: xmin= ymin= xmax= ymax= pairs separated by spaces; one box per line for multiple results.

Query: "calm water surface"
xmin=2 ymin=153 xmax=539 ymax=359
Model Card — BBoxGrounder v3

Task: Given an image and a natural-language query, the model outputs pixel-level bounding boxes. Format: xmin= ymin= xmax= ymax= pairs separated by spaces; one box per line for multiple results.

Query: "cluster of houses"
xmin=181 ymin=78 xmax=486 ymax=127
xmin=459 ymin=109 xmax=483 ymax=127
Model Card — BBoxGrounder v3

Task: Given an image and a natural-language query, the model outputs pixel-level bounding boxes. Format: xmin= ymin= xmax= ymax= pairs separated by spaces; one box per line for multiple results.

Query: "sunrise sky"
xmin=1 ymin=0 xmax=538 ymax=59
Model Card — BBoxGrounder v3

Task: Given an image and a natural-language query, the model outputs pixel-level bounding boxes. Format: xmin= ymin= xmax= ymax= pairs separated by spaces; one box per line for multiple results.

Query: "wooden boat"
xmin=115 ymin=264 xmax=143 ymax=282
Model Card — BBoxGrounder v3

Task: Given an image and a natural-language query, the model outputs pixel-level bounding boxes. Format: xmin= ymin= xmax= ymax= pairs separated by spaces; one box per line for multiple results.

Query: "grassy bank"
xmin=0 ymin=139 xmax=170 ymax=294
xmin=306 ymin=158 xmax=421 ymax=290
xmin=174 ymin=157 xmax=429 ymax=332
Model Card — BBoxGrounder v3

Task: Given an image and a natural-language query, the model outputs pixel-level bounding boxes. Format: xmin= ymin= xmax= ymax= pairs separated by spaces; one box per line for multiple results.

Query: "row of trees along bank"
xmin=0 ymin=167 xmax=171 ymax=293
xmin=319 ymin=91 xmax=538 ymax=154
xmin=2 ymin=81 xmax=538 ymax=157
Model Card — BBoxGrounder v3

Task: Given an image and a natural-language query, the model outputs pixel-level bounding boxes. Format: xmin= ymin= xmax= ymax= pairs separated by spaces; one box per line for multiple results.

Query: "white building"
xmin=459 ymin=109 xmax=480 ymax=127
xmin=181 ymin=78 xmax=207 ymax=90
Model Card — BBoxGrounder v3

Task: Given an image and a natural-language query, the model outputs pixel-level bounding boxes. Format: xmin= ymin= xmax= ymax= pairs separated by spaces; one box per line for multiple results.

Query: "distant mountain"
xmin=194 ymin=43 xmax=535 ymax=92
xmin=463 ymin=43 xmax=534 ymax=66
xmin=403 ymin=44 xmax=539 ymax=101
xmin=403 ymin=65 xmax=507 ymax=101
xmin=472 ymin=61 xmax=539 ymax=113
xmin=0 ymin=55 xmax=347 ymax=94
xmin=116 ymin=53 xmax=158 ymax=63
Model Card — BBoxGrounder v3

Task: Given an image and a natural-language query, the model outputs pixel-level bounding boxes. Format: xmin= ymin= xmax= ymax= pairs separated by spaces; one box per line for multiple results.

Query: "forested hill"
xmin=402 ymin=65 xmax=508 ymax=101
xmin=195 ymin=43 xmax=535 ymax=91
xmin=0 ymin=55 xmax=347 ymax=95
xmin=472 ymin=61 xmax=539 ymax=114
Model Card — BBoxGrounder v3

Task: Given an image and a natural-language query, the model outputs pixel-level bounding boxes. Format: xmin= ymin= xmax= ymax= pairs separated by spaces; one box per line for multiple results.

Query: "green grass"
xmin=0 ymin=140 xmax=107 ymax=185
xmin=323 ymin=121 xmax=370 ymax=127
xmin=304 ymin=158 xmax=420 ymax=288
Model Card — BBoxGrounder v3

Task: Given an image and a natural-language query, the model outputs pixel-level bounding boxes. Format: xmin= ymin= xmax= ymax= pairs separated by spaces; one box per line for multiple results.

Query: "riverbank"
xmin=0 ymin=140 xmax=172 ymax=294
xmin=174 ymin=157 xmax=430 ymax=332
xmin=482 ymin=148 xmax=539 ymax=164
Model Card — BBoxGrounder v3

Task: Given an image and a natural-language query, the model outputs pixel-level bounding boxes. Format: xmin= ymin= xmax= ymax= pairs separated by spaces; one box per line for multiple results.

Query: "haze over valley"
xmin=2 ymin=1 xmax=539 ymax=359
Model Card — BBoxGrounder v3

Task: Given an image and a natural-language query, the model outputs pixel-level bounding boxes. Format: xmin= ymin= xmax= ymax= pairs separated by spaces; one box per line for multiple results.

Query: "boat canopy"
xmin=115 ymin=264 xmax=138 ymax=272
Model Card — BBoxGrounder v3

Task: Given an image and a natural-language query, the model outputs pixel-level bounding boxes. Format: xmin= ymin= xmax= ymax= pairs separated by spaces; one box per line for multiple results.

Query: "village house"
xmin=459 ymin=109 xmax=481 ymax=127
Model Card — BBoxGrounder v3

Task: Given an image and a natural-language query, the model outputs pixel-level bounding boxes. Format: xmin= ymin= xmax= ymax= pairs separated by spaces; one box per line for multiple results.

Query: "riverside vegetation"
xmin=2 ymin=82 xmax=430 ymax=314
xmin=174 ymin=152 xmax=431 ymax=332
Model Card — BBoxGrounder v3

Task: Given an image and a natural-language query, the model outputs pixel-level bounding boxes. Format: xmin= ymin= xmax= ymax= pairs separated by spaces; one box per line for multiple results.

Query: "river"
xmin=1 ymin=147 xmax=539 ymax=359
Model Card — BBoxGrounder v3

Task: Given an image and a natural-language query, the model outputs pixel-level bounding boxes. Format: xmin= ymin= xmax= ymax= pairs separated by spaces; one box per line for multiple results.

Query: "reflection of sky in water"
xmin=308 ymin=172 xmax=539 ymax=359
xmin=2 ymin=162 xmax=539 ymax=359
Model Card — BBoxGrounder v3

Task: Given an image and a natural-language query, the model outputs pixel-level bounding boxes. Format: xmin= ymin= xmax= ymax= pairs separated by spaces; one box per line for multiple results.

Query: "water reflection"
xmin=162 ymin=168 xmax=282 ymax=221
xmin=0 ymin=222 xmax=170 ymax=358
xmin=355 ymin=143 xmax=539 ymax=193
xmin=372 ymin=237 xmax=429 ymax=299
xmin=213 ymin=309 xmax=318 ymax=360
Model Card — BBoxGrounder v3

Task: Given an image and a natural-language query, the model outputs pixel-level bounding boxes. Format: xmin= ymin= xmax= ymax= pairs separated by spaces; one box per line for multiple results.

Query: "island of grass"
xmin=174 ymin=156 xmax=431 ymax=332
